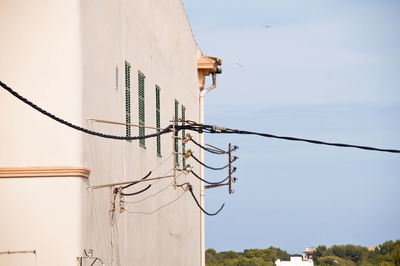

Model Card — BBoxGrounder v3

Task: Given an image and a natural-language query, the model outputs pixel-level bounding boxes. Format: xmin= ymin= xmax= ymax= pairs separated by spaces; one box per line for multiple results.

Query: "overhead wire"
xmin=134 ymin=154 xmax=174 ymax=190
xmin=3 ymin=81 xmax=397 ymax=153
xmin=0 ymin=80 xmax=172 ymax=140
xmin=121 ymin=171 xmax=152 ymax=189
xmin=150 ymin=153 xmax=174 ymax=173
xmin=190 ymin=153 xmax=230 ymax=170
xmin=125 ymin=190 xmax=186 ymax=215
xmin=123 ymin=170 xmax=183 ymax=204
xmin=189 ymin=170 xmax=229 ymax=185
xmin=184 ymin=182 xmax=225 ymax=216
xmin=124 ymin=180 xmax=174 ymax=204
xmin=180 ymin=123 xmax=400 ymax=154
xmin=120 ymin=184 xmax=151 ymax=197
xmin=188 ymin=135 xmax=227 ymax=154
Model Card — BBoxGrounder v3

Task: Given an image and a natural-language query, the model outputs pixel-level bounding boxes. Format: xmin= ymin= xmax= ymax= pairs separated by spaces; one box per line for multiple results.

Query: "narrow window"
xmin=174 ymin=99 xmax=179 ymax=166
xmin=125 ymin=61 xmax=131 ymax=140
xmin=181 ymin=105 xmax=186 ymax=169
xmin=138 ymin=71 xmax=146 ymax=148
xmin=156 ymin=86 xmax=161 ymax=157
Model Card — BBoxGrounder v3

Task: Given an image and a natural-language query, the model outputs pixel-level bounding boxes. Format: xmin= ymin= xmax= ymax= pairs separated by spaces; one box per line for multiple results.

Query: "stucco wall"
xmin=0 ymin=177 xmax=86 ymax=266
xmin=81 ymin=0 xmax=202 ymax=265
xmin=0 ymin=1 xmax=86 ymax=265
xmin=0 ymin=0 xmax=202 ymax=265
xmin=0 ymin=0 xmax=83 ymax=167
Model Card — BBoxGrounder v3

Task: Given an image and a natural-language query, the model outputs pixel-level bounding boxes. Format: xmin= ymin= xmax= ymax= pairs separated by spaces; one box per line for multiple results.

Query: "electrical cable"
xmin=180 ymin=123 xmax=400 ymax=154
xmin=189 ymin=136 xmax=227 ymax=154
xmin=189 ymin=170 xmax=229 ymax=185
xmin=190 ymin=153 xmax=230 ymax=170
xmin=122 ymin=171 xmax=152 ymax=189
xmin=125 ymin=190 xmax=186 ymax=215
xmin=186 ymin=183 xmax=225 ymax=216
xmin=125 ymin=180 xmax=174 ymax=204
xmin=120 ymin=184 xmax=152 ymax=196
xmin=113 ymin=171 xmax=152 ymax=195
xmin=5 ymin=81 xmax=396 ymax=154
xmin=0 ymin=80 xmax=172 ymax=140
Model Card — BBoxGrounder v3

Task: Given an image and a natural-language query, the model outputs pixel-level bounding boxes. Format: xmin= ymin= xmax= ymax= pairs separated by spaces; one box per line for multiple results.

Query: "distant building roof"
xmin=303 ymin=248 xmax=316 ymax=254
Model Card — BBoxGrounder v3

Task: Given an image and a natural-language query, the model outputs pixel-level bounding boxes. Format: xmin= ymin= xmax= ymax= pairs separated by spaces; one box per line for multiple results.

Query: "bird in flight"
xmin=236 ymin=62 xmax=245 ymax=69
xmin=264 ymin=25 xmax=271 ymax=28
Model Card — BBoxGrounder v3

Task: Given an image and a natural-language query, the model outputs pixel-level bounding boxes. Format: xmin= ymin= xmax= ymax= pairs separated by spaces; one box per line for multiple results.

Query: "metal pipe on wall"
xmin=199 ymin=72 xmax=216 ymax=266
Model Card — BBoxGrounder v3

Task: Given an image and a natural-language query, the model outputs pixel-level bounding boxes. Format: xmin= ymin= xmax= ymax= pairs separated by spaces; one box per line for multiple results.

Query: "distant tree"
xmin=216 ymin=250 xmax=241 ymax=261
xmin=378 ymin=240 xmax=396 ymax=255
xmin=206 ymin=249 xmax=217 ymax=264
xmin=392 ymin=246 xmax=400 ymax=266
xmin=236 ymin=256 xmax=267 ymax=266
xmin=205 ymin=240 xmax=400 ymax=266
xmin=318 ymin=255 xmax=355 ymax=266
xmin=313 ymin=245 xmax=327 ymax=264
xmin=330 ymin=245 xmax=367 ymax=263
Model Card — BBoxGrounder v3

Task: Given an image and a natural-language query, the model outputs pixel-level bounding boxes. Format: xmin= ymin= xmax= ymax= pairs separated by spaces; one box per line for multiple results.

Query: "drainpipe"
xmin=199 ymin=72 xmax=216 ymax=266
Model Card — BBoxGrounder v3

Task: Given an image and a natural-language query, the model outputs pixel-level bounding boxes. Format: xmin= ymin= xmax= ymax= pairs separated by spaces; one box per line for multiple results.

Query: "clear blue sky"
xmin=182 ymin=0 xmax=400 ymax=254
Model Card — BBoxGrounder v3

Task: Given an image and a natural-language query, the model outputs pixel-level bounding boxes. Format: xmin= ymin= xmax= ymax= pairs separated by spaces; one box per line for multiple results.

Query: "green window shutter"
xmin=138 ymin=71 xmax=146 ymax=148
xmin=156 ymin=86 xmax=161 ymax=157
xmin=181 ymin=105 xmax=186 ymax=169
xmin=125 ymin=61 xmax=131 ymax=140
xmin=174 ymin=99 xmax=179 ymax=166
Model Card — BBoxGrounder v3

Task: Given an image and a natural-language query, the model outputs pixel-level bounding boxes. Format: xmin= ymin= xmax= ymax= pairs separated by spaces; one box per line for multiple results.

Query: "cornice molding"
xmin=197 ymin=56 xmax=222 ymax=90
xmin=0 ymin=166 xmax=90 ymax=178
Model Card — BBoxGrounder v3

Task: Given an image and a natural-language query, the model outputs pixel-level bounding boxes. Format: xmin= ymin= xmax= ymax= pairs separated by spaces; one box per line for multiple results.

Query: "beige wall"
xmin=0 ymin=1 xmax=86 ymax=265
xmin=81 ymin=0 xmax=202 ymax=265
xmin=1 ymin=0 xmax=203 ymax=265
xmin=0 ymin=0 xmax=83 ymax=167
xmin=0 ymin=177 xmax=86 ymax=266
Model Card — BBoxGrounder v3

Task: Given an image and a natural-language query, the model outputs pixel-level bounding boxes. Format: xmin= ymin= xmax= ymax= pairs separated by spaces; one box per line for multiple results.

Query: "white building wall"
xmin=80 ymin=1 xmax=202 ymax=265
xmin=0 ymin=0 xmax=83 ymax=167
xmin=0 ymin=1 xmax=86 ymax=265
xmin=0 ymin=177 xmax=85 ymax=266
xmin=276 ymin=257 xmax=314 ymax=266
xmin=1 ymin=0 xmax=203 ymax=265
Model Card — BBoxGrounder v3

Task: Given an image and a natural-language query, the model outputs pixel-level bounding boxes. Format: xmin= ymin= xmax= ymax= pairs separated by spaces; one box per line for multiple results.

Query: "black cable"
xmin=120 ymin=184 xmax=152 ymax=196
xmin=189 ymin=137 xmax=227 ymax=155
xmin=122 ymin=171 xmax=152 ymax=189
xmin=89 ymin=258 xmax=98 ymax=266
xmin=190 ymin=153 xmax=230 ymax=170
xmin=187 ymin=183 xmax=224 ymax=216
xmin=0 ymin=80 xmax=172 ymax=140
xmin=6 ymin=80 xmax=395 ymax=154
xmin=190 ymin=170 xmax=229 ymax=185
xmin=182 ymin=124 xmax=400 ymax=154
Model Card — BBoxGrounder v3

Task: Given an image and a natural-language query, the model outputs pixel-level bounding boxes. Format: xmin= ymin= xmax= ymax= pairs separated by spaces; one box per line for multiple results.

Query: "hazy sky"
xmin=182 ymin=0 xmax=400 ymax=254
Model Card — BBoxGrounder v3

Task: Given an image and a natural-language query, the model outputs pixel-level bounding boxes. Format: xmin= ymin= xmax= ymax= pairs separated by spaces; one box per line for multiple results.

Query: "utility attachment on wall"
xmin=174 ymin=121 xmax=240 ymax=194
xmin=228 ymin=143 xmax=238 ymax=194
xmin=204 ymin=143 xmax=239 ymax=194
xmin=87 ymin=173 xmax=174 ymax=190
xmin=77 ymin=249 xmax=105 ymax=266
xmin=178 ymin=182 xmax=225 ymax=216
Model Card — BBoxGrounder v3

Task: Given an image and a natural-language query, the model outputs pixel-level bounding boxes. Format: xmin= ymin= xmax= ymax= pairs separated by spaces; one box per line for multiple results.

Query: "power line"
xmin=125 ymin=190 xmax=186 ymax=215
xmin=188 ymin=134 xmax=227 ymax=154
xmin=190 ymin=153 xmax=230 ymax=170
xmin=121 ymin=171 xmax=152 ymax=189
xmin=113 ymin=172 xmax=153 ymax=196
xmin=181 ymin=123 xmax=400 ymax=154
xmin=3 ymin=81 xmax=398 ymax=154
xmin=0 ymin=80 xmax=172 ymax=140
xmin=120 ymin=184 xmax=152 ymax=197
xmin=125 ymin=180 xmax=174 ymax=204
xmin=189 ymin=170 xmax=229 ymax=185
xmin=184 ymin=182 xmax=225 ymax=216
